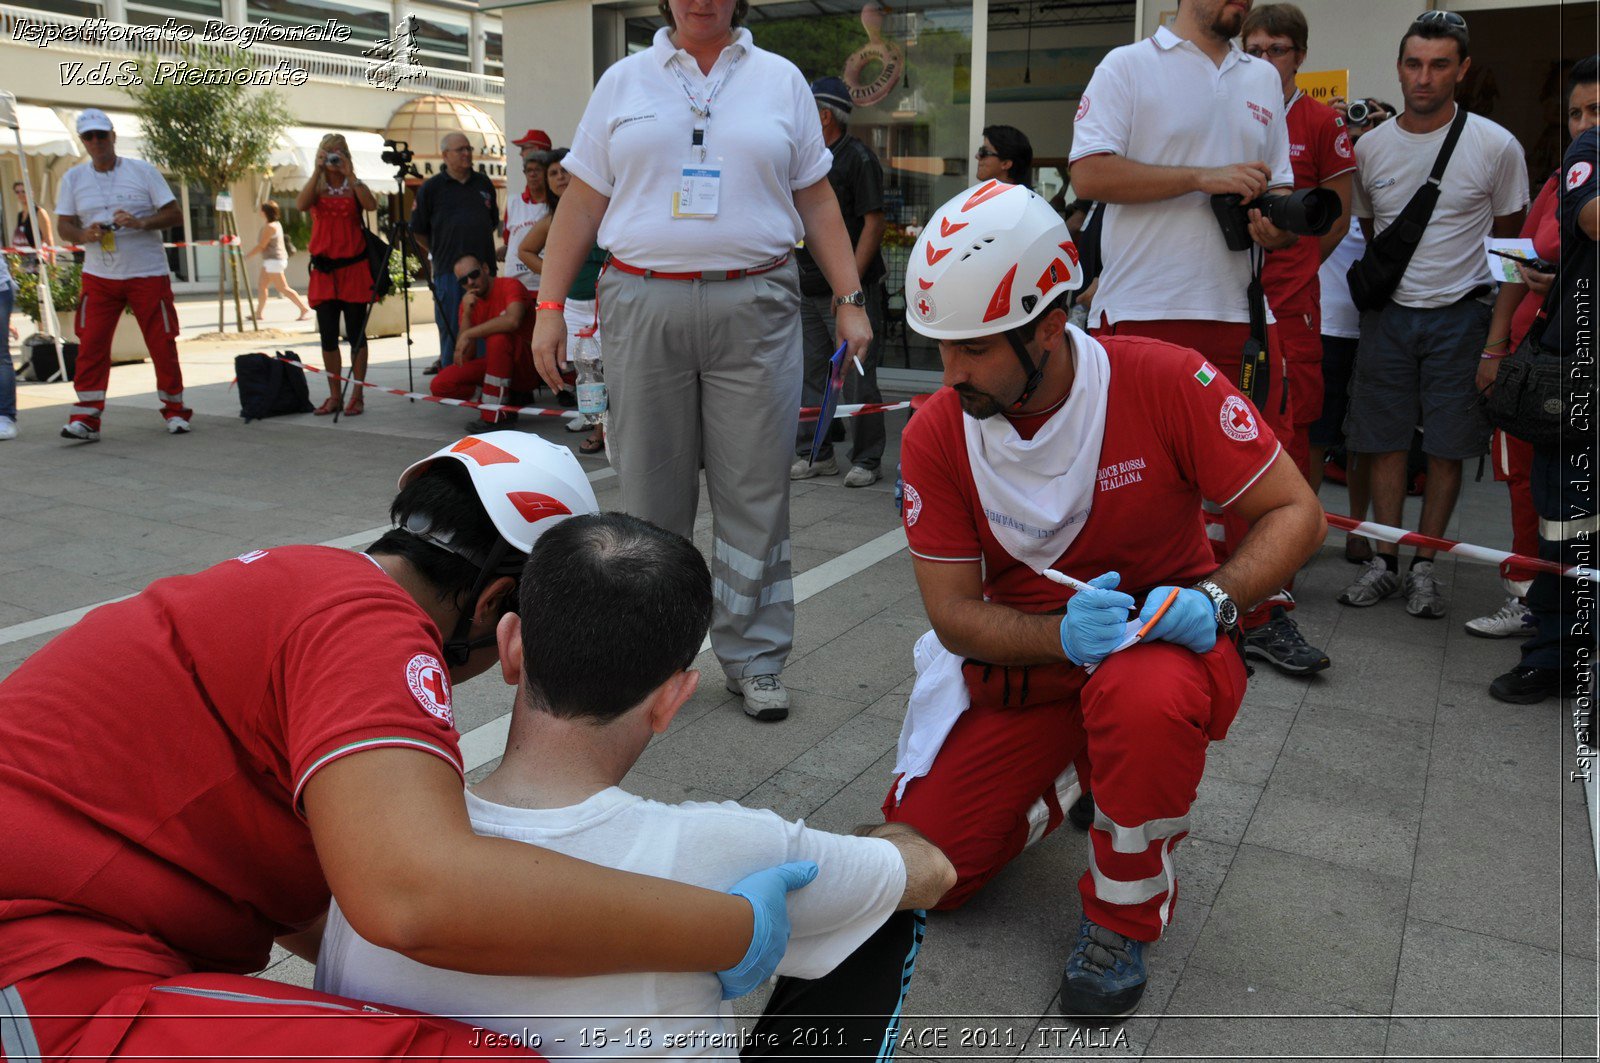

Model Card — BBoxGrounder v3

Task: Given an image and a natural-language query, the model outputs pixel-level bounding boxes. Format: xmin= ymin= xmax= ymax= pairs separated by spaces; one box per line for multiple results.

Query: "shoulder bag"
xmin=1346 ymin=106 xmax=1470 ymax=313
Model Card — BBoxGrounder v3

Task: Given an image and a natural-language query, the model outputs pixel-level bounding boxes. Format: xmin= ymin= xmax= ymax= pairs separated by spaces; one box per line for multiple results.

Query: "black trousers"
xmin=745 ymin=910 xmax=925 ymax=1063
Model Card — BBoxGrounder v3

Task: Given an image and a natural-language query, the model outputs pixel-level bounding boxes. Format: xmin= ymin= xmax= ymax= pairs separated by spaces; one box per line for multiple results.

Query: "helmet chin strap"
xmin=1005 ymin=329 xmax=1051 ymax=411
xmin=442 ymin=538 xmax=513 ymax=667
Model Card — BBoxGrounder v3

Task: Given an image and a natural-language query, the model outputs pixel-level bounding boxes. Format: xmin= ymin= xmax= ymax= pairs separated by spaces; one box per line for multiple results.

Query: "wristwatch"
xmin=833 ymin=289 xmax=867 ymax=309
xmin=1191 ymin=578 xmax=1240 ymax=634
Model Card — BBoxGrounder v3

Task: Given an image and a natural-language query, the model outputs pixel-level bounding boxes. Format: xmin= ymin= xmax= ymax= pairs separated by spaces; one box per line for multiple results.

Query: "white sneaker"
xmin=791 ymin=456 xmax=838 ymax=480
xmin=1465 ymin=596 xmax=1536 ymax=639
xmin=165 ymin=417 xmax=192 ymax=435
xmin=726 ymin=674 xmax=790 ymax=721
xmin=60 ymin=420 xmax=100 ymax=443
xmin=0 ymin=416 xmax=15 ymax=441
xmin=843 ymin=465 xmax=881 ymax=488
xmin=564 ymin=414 xmax=591 ymax=433
xmin=1403 ymin=560 xmax=1446 ymax=619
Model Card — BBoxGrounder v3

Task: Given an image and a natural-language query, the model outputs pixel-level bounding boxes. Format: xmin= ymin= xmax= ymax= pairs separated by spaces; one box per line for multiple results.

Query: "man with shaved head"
xmin=412 ymin=130 xmax=500 ymax=373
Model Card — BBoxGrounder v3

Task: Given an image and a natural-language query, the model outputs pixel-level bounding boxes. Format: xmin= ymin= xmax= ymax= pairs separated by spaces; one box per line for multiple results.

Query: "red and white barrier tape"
xmin=3 ymin=237 xmax=241 ymax=254
xmin=1206 ymin=509 xmax=1599 ymax=582
xmin=271 ymin=355 xmax=910 ymax=422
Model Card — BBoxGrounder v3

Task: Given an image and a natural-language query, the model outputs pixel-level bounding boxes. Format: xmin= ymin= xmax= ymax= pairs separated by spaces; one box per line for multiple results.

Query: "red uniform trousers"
xmin=1491 ymin=428 xmax=1541 ymax=589
xmin=429 ymin=334 xmax=535 ymax=424
xmin=1272 ymin=305 xmax=1324 ymax=481
xmin=883 ymin=639 xmax=1248 ymax=943
xmin=70 ymin=273 xmax=190 ymax=430
xmin=1094 ymin=319 xmax=1294 ymax=629
xmin=6 ymin=961 xmax=543 ymax=1062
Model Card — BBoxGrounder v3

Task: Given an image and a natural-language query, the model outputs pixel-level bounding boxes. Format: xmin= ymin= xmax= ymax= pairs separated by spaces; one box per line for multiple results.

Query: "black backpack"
xmin=236 ymin=351 xmax=314 ymax=422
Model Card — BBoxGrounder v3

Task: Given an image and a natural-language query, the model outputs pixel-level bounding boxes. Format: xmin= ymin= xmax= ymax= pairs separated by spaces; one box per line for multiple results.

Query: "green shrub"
xmin=7 ymin=256 xmax=82 ymax=320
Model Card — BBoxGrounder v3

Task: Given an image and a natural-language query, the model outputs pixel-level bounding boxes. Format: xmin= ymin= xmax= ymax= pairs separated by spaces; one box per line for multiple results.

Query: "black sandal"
xmin=579 ymin=435 xmax=605 ymax=455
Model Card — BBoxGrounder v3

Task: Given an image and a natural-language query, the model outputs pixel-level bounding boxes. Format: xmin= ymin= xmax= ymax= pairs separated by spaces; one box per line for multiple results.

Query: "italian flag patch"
xmin=1195 ymin=362 xmax=1217 ymax=386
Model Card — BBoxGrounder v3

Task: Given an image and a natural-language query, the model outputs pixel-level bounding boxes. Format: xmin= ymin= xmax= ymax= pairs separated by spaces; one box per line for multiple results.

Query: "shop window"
xmin=622 ymin=0 xmax=973 ymax=371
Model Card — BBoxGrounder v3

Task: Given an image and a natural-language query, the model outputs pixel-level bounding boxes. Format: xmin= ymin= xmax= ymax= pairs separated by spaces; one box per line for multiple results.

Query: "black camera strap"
xmin=1238 ymin=245 xmax=1272 ymax=409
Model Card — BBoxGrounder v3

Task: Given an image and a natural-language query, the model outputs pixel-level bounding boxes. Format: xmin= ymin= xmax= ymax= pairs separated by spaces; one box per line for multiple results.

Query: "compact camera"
xmin=1345 ymin=100 xmax=1374 ymax=125
xmin=324 ymin=152 xmax=343 ymax=167
xmin=1209 ymin=188 xmax=1343 ymax=252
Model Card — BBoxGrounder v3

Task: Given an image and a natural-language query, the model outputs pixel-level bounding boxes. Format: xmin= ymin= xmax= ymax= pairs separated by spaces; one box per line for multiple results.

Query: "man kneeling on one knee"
xmin=758 ymin=183 xmax=1325 ymax=1041
xmin=316 ymin=511 xmax=955 ymax=1052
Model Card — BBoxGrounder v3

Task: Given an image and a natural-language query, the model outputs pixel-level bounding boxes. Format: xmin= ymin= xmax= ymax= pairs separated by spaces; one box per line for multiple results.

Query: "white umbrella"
xmin=0 ymin=90 xmax=63 ymax=366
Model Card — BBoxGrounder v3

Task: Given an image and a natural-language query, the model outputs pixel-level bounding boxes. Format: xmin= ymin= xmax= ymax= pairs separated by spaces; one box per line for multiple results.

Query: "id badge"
xmin=99 ymin=229 xmax=117 ymax=253
xmin=673 ymin=166 xmax=721 ymax=219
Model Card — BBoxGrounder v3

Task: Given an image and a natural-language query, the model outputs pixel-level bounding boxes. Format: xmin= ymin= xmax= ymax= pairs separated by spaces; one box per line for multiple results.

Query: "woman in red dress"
xmin=296 ymin=133 xmax=378 ymax=416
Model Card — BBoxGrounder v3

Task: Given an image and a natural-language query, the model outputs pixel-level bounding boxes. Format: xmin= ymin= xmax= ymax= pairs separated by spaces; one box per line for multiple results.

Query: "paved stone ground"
xmin=3 ymin=301 xmax=1596 ymax=1060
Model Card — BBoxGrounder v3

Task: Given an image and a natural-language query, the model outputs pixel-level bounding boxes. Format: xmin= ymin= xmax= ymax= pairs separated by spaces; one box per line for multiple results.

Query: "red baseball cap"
xmin=512 ymin=129 xmax=552 ymax=151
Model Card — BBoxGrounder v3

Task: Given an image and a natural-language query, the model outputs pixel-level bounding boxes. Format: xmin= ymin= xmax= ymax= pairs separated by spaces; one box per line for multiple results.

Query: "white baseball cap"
xmin=76 ymin=109 xmax=113 ymax=135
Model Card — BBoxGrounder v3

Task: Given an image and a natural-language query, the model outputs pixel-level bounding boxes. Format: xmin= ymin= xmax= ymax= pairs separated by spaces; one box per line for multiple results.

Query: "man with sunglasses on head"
xmin=1337 ymin=9 xmax=1527 ymax=620
xmin=412 ymin=132 xmax=500 ymax=375
xmin=53 ymin=108 xmax=188 ymax=443
xmin=429 ymin=254 xmax=535 ymax=431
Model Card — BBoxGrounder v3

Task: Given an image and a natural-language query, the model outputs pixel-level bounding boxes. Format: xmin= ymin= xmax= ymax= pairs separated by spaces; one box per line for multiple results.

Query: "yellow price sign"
xmin=1297 ymin=69 xmax=1349 ymax=106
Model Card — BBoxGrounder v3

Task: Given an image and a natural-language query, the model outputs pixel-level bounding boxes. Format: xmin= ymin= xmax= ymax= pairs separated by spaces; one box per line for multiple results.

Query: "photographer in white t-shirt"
xmin=317 ymin=512 xmax=954 ymax=1058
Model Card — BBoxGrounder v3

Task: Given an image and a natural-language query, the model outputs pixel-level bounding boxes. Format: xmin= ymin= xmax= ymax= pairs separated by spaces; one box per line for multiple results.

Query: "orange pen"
xmin=1132 ymin=587 xmax=1181 ymax=643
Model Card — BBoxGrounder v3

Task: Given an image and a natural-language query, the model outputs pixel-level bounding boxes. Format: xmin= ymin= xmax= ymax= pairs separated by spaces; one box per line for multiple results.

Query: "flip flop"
xmin=579 ymin=435 xmax=605 ymax=455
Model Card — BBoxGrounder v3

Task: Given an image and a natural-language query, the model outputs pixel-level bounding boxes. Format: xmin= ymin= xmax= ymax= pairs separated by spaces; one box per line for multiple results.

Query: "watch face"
xmin=1217 ymin=599 xmax=1239 ymax=627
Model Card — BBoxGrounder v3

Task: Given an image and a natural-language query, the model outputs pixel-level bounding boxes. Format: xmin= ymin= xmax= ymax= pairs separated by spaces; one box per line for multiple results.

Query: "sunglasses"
xmin=1245 ymin=43 xmax=1298 ymax=59
xmin=460 ymin=268 xmax=484 ymax=283
xmin=81 ymin=130 xmax=111 ymax=141
xmin=975 ymin=147 xmax=999 ymax=160
xmin=1413 ymin=10 xmax=1466 ymax=28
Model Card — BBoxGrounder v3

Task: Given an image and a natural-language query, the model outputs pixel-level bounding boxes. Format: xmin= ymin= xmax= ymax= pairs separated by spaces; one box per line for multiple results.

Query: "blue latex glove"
xmin=1058 ymin=571 xmax=1136 ymax=666
xmin=1138 ymin=586 xmax=1217 ymax=654
xmin=716 ymin=860 xmax=819 ymax=999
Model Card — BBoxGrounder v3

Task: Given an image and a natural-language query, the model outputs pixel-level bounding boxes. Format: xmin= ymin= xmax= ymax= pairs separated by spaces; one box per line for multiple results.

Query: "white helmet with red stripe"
xmin=906 ymin=180 xmax=1083 ymax=340
xmin=398 ymin=432 xmax=598 ymax=562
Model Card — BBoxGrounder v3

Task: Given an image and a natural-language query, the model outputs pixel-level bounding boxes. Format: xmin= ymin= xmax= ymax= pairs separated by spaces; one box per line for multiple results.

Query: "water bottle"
xmin=573 ymin=327 xmax=606 ymax=423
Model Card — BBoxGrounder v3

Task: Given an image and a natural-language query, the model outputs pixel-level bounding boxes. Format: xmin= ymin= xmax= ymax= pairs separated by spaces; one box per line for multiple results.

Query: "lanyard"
xmin=667 ymin=46 xmax=743 ymax=162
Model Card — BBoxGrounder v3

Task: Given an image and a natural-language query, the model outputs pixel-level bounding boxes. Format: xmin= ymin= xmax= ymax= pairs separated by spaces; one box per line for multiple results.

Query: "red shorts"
xmin=7 ymin=962 xmax=543 ymax=1061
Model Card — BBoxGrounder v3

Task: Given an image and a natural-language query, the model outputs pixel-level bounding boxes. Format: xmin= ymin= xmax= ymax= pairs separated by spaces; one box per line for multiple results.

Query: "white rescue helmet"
xmin=906 ymin=181 xmax=1083 ymax=341
xmin=398 ymin=431 xmax=599 ymax=561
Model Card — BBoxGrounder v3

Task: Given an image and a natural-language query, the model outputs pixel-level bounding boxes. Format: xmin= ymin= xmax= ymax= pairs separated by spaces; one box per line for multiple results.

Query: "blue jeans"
xmin=433 ymin=268 xmax=463 ymax=367
xmin=0 ymin=285 xmax=15 ymax=420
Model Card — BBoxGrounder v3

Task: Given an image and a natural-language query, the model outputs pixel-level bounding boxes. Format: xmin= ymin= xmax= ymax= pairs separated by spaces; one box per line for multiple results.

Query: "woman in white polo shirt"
xmin=531 ymin=0 xmax=871 ymax=722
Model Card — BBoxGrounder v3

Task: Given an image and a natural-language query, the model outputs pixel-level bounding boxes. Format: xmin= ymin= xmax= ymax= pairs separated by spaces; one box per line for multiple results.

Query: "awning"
xmin=0 ymin=99 xmax=81 ymax=158
xmin=270 ymin=127 xmax=398 ymax=191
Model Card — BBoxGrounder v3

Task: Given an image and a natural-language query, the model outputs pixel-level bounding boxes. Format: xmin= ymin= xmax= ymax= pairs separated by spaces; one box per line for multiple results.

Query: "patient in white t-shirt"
xmin=316 ymin=512 xmax=954 ymax=1059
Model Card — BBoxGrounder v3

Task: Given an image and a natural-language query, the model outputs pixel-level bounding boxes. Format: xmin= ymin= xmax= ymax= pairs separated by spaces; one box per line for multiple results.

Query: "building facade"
xmin=1 ymin=0 xmax=506 ymax=293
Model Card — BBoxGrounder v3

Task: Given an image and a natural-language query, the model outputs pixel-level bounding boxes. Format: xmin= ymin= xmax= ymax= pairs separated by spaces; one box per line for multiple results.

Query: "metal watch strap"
xmin=834 ymin=289 xmax=866 ymax=308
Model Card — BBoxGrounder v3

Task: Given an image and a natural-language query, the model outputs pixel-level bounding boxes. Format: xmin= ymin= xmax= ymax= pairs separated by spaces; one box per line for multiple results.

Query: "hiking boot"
xmin=1244 ymin=606 xmax=1331 ymax=675
xmin=60 ymin=420 xmax=100 ymax=443
xmin=843 ymin=465 xmax=881 ymax=488
xmin=1337 ymin=558 xmax=1399 ymax=607
xmin=1404 ymin=560 xmax=1446 ymax=619
xmin=1059 ymin=917 xmax=1147 ymax=1020
xmin=1489 ymin=665 xmax=1563 ymax=704
xmin=727 ymin=674 xmax=790 ymax=721
xmin=791 ymin=455 xmax=838 ymax=480
xmin=1465 ymin=596 xmax=1536 ymax=639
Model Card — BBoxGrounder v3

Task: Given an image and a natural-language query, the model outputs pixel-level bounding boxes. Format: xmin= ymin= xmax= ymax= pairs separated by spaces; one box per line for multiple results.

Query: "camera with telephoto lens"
xmin=381 ymin=139 xmax=414 ymax=167
xmin=1209 ymin=188 xmax=1342 ymax=252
